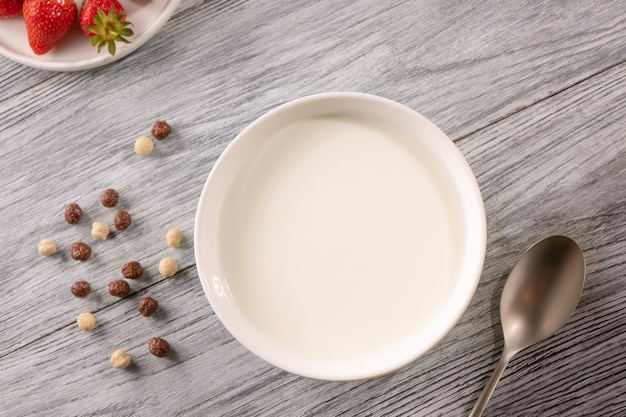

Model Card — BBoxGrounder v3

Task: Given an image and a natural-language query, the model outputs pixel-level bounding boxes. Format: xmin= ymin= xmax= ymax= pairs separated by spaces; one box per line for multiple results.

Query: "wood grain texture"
xmin=1 ymin=0 xmax=625 ymax=415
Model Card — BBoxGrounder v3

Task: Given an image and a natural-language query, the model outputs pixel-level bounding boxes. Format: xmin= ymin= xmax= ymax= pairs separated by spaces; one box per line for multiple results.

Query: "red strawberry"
xmin=79 ymin=0 xmax=133 ymax=56
xmin=23 ymin=0 xmax=77 ymax=55
xmin=0 ymin=0 xmax=23 ymax=17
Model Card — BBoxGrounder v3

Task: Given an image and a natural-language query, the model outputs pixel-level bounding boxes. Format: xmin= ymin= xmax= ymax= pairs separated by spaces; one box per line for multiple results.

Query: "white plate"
xmin=0 ymin=0 xmax=180 ymax=71
xmin=195 ymin=92 xmax=486 ymax=381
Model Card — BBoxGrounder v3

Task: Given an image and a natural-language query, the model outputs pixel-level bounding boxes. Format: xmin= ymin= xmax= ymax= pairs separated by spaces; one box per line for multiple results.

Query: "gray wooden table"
xmin=1 ymin=0 xmax=625 ymax=416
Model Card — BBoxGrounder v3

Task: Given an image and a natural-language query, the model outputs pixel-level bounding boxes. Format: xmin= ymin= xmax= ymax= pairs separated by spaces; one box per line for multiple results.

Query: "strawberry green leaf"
xmin=85 ymin=5 xmax=134 ymax=56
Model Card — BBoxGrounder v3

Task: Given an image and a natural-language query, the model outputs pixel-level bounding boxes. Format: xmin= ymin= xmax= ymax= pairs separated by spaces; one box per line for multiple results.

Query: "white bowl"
xmin=194 ymin=92 xmax=486 ymax=381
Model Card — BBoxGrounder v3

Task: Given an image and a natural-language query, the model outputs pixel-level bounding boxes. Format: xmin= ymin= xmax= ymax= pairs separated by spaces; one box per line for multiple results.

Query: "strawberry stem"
xmin=85 ymin=5 xmax=133 ymax=56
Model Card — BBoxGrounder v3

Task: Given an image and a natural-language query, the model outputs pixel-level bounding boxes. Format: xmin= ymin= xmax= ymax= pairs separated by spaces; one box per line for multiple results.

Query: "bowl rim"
xmin=194 ymin=92 xmax=487 ymax=381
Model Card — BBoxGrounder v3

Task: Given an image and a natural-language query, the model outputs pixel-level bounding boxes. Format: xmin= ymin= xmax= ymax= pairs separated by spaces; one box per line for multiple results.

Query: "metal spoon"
xmin=469 ymin=235 xmax=586 ymax=417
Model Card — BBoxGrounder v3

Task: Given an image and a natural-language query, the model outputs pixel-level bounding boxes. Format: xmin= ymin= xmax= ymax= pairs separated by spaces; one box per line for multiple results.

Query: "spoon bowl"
xmin=469 ymin=235 xmax=586 ymax=416
xmin=501 ymin=236 xmax=586 ymax=351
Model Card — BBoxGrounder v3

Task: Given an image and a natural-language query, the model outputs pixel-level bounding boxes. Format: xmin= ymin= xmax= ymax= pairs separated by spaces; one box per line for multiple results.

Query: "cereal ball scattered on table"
xmin=108 ymin=279 xmax=130 ymax=298
xmin=64 ymin=203 xmax=83 ymax=224
xmin=71 ymin=280 xmax=91 ymax=297
xmin=101 ymin=188 xmax=119 ymax=208
xmin=71 ymin=242 xmax=92 ymax=261
xmin=134 ymin=136 xmax=153 ymax=156
xmin=76 ymin=312 xmax=96 ymax=331
xmin=122 ymin=261 xmax=143 ymax=279
xmin=148 ymin=337 xmax=170 ymax=357
xmin=158 ymin=257 xmax=178 ymax=277
xmin=151 ymin=120 xmax=171 ymax=140
xmin=37 ymin=239 xmax=57 ymax=256
xmin=110 ymin=349 xmax=131 ymax=369
xmin=138 ymin=296 xmax=158 ymax=317
xmin=114 ymin=211 xmax=131 ymax=230
xmin=91 ymin=222 xmax=110 ymax=240
xmin=166 ymin=228 xmax=182 ymax=248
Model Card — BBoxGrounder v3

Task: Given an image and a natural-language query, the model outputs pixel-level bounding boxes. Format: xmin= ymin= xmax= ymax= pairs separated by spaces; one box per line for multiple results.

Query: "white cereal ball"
xmin=158 ymin=257 xmax=178 ymax=277
xmin=76 ymin=312 xmax=96 ymax=332
xmin=91 ymin=222 xmax=110 ymax=240
xmin=110 ymin=349 xmax=132 ymax=369
xmin=38 ymin=239 xmax=57 ymax=256
xmin=134 ymin=136 xmax=154 ymax=156
xmin=166 ymin=228 xmax=183 ymax=248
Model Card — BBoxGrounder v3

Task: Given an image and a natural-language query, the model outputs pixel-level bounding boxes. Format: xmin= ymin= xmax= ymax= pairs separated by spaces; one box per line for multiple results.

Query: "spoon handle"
xmin=468 ymin=348 xmax=517 ymax=417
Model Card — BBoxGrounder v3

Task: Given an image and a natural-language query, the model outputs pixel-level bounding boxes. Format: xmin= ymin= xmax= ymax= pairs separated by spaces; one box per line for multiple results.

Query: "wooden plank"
xmin=2 ymin=0 xmax=626 ymax=135
xmin=455 ymin=62 xmax=626 ymax=416
xmin=1 ymin=43 xmax=624 ymax=417
xmin=2 ymin=0 xmax=625 ymax=360
xmin=1 ymin=0 xmax=625 ymax=415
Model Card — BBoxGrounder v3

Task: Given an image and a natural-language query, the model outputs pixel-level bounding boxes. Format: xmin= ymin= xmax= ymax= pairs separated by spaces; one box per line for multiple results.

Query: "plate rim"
xmin=0 ymin=0 xmax=181 ymax=71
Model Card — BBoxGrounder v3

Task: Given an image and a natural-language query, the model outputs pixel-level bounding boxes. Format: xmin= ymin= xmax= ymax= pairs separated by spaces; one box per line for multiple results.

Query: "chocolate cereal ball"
xmin=64 ymin=203 xmax=83 ymax=224
xmin=148 ymin=337 xmax=170 ymax=357
xmin=101 ymin=188 xmax=119 ymax=208
xmin=108 ymin=280 xmax=130 ymax=298
xmin=151 ymin=120 xmax=171 ymax=140
xmin=71 ymin=281 xmax=91 ymax=297
xmin=114 ymin=211 xmax=132 ymax=230
xmin=122 ymin=261 xmax=143 ymax=279
xmin=71 ymin=242 xmax=92 ymax=261
xmin=138 ymin=296 xmax=158 ymax=317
